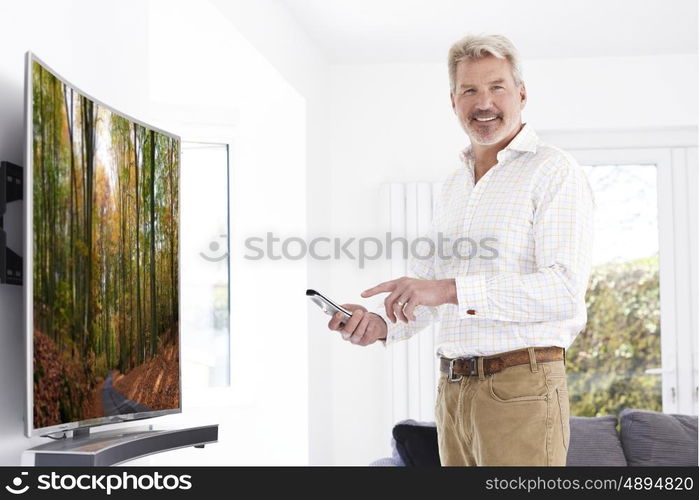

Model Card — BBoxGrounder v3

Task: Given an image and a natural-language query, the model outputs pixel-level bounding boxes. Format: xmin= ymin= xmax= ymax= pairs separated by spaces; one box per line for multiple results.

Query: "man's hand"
xmin=327 ymin=304 xmax=388 ymax=346
xmin=361 ymin=277 xmax=457 ymax=323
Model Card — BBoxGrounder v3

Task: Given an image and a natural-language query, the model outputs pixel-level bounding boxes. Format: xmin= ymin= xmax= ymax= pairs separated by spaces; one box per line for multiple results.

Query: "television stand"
xmin=22 ymin=424 xmax=218 ymax=466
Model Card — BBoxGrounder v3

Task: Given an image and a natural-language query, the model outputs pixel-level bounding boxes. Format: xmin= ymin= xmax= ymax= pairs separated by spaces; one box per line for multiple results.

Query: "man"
xmin=327 ymin=34 xmax=593 ymax=466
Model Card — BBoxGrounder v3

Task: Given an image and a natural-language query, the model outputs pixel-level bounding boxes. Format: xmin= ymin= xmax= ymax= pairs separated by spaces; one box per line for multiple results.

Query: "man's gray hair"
xmin=448 ymin=34 xmax=524 ymax=93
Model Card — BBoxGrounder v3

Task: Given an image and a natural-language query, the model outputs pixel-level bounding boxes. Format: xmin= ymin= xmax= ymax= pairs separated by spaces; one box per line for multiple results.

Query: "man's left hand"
xmin=361 ymin=277 xmax=457 ymax=323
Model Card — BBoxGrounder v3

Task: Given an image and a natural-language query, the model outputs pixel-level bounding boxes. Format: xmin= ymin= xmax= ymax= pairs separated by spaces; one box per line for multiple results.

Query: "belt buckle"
xmin=447 ymin=359 xmax=464 ymax=383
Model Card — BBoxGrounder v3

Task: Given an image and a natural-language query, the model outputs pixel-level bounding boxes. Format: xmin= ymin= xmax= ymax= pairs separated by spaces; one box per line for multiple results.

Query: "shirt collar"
xmin=459 ymin=123 xmax=539 ymax=164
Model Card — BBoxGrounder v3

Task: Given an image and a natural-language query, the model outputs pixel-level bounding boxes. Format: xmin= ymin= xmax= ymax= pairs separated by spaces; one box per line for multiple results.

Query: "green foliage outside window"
xmin=567 ymin=255 xmax=662 ymax=417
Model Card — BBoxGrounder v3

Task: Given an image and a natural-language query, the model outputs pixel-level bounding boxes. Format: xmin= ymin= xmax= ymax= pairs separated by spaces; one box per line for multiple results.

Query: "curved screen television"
xmin=24 ymin=53 xmax=181 ymax=437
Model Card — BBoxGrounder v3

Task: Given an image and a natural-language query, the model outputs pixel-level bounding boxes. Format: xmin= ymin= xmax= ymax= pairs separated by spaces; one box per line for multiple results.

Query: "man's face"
xmin=450 ymin=56 xmax=526 ymax=147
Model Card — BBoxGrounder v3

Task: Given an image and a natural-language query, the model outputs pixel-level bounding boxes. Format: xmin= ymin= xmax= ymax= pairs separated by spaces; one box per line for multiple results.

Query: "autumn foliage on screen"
xmin=31 ymin=60 xmax=180 ymax=430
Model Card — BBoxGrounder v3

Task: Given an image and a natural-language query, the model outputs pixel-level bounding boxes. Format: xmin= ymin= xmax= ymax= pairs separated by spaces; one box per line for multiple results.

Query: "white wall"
xmin=205 ymin=0 xmax=335 ymax=466
xmin=0 ymin=0 xmax=326 ymax=466
xmin=317 ymin=54 xmax=699 ymax=464
xmin=140 ymin=0 xmax=321 ymax=466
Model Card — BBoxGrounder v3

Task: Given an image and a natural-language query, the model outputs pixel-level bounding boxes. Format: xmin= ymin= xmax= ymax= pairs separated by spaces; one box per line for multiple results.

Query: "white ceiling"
xmin=278 ymin=0 xmax=698 ymax=63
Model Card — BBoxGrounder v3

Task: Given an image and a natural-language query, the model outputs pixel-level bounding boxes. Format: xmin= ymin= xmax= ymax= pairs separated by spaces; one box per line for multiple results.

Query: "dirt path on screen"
xmin=111 ymin=340 xmax=180 ymax=411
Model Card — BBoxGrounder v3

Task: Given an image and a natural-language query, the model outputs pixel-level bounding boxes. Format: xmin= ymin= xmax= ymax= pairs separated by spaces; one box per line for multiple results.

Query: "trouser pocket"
xmin=556 ymin=387 xmax=570 ymax=451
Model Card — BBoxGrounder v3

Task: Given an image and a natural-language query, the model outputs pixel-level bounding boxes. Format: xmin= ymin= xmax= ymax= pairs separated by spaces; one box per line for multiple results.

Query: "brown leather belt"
xmin=440 ymin=346 xmax=565 ymax=381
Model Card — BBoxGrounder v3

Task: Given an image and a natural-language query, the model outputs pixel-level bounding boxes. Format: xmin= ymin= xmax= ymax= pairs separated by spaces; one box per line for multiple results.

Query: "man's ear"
xmin=450 ymin=92 xmax=456 ymax=113
xmin=519 ymin=83 xmax=527 ymax=110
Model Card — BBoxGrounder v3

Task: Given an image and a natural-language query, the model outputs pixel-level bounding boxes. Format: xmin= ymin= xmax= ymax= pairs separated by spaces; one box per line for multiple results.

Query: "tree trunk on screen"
xmin=36 ymin=64 xmax=47 ymax=337
xmin=63 ymin=84 xmax=79 ymax=350
xmin=134 ymin=124 xmax=143 ymax=365
xmin=81 ymin=96 xmax=96 ymax=358
xmin=149 ymin=130 xmax=157 ymax=357
xmin=169 ymin=140 xmax=176 ymax=327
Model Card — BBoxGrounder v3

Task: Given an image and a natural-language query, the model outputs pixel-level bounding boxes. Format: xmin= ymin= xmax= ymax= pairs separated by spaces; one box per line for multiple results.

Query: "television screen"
xmin=24 ymin=54 xmax=181 ymax=436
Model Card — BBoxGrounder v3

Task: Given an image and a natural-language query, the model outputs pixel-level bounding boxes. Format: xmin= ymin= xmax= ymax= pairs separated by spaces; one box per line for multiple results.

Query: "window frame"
xmin=178 ymin=130 xmax=254 ymax=410
xmin=549 ymin=126 xmax=698 ymax=416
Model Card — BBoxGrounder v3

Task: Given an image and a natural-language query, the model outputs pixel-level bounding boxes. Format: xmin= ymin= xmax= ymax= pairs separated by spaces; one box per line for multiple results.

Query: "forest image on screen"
xmin=32 ymin=60 xmax=180 ymax=430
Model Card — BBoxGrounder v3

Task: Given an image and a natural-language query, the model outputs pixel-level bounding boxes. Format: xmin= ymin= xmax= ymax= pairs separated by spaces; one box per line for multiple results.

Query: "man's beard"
xmin=465 ymin=116 xmax=510 ymax=146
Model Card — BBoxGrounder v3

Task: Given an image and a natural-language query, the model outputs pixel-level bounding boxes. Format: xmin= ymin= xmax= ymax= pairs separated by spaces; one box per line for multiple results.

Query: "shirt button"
xmin=466 ymin=309 xmax=476 ymax=315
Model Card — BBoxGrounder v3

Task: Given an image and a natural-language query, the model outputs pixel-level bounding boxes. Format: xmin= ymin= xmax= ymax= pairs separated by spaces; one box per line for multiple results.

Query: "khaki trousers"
xmin=434 ymin=354 xmax=570 ymax=466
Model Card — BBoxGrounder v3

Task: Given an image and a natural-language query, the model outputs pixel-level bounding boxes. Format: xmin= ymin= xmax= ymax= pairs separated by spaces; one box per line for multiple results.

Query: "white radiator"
xmin=380 ymin=182 xmax=443 ymax=423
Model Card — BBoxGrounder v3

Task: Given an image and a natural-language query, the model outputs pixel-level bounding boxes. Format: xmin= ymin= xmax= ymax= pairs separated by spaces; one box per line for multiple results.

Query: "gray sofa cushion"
xmin=567 ymin=416 xmax=627 ymax=466
xmin=620 ymin=409 xmax=698 ymax=466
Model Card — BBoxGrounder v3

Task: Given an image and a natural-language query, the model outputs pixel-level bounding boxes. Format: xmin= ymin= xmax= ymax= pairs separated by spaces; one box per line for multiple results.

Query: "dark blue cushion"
xmin=392 ymin=424 xmax=440 ymax=466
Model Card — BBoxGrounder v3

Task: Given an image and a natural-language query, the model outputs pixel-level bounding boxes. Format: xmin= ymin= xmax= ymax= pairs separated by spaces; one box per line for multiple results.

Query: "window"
xmin=568 ymin=144 xmax=698 ymax=416
xmin=568 ymin=164 xmax=661 ymax=416
xmin=180 ymin=142 xmax=230 ymax=387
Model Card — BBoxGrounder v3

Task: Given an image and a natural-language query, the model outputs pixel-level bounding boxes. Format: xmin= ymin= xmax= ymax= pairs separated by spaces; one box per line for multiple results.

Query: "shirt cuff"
xmin=370 ymin=310 xmax=392 ymax=347
xmin=455 ymin=274 xmax=489 ymax=319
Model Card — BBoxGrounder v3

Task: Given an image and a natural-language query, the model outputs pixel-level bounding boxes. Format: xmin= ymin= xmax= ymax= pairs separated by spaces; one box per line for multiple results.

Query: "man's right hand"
xmin=327 ymin=304 xmax=388 ymax=346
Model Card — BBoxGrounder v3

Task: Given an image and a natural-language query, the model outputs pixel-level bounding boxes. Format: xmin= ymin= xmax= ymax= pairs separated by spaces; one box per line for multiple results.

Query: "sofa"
xmin=371 ymin=409 xmax=698 ymax=466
